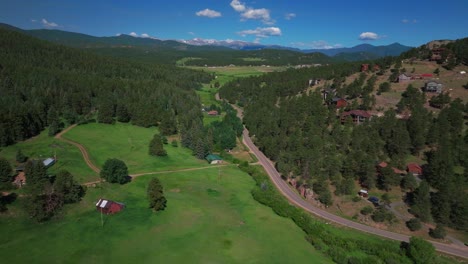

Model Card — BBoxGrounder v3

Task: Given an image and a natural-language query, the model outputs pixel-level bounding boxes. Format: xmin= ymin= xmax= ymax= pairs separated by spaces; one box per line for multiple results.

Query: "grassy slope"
xmin=0 ymin=166 xmax=330 ymax=263
xmin=0 ymin=131 xmax=99 ymax=183
xmin=63 ymin=123 xmax=207 ymax=175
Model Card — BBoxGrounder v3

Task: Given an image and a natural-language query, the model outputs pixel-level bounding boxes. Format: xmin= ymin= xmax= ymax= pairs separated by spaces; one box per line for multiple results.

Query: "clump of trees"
xmin=149 ymin=134 xmax=167 ymax=156
xmin=0 ymin=157 xmax=13 ymax=189
xmin=100 ymin=159 xmax=129 ymax=184
xmin=147 ymin=177 xmax=166 ymax=211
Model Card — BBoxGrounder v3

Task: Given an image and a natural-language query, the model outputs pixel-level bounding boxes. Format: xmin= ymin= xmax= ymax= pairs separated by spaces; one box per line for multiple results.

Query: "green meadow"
xmin=0 ymin=164 xmax=330 ymax=263
xmin=63 ymin=123 xmax=207 ymax=175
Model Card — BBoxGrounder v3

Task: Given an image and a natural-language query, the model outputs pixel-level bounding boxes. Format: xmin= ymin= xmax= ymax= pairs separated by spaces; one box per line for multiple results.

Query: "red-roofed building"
xmin=407 ymin=163 xmax=423 ymax=176
xmin=341 ymin=110 xmax=371 ymax=124
xmin=361 ymin=64 xmax=369 ymax=72
xmin=96 ymin=199 xmax=125 ymax=215
xmin=332 ymin=98 xmax=348 ymax=108
xmin=207 ymin=110 xmax=218 ymax=116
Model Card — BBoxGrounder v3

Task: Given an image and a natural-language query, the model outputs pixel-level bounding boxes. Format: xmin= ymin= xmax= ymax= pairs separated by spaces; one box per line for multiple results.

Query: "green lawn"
xmin=0 ymin=166 xmax=330 ymax=263
xmin=63 ymin=123 xmax=207 ymax=175
xmin=0 ymin=130 xmax=99 ymax=183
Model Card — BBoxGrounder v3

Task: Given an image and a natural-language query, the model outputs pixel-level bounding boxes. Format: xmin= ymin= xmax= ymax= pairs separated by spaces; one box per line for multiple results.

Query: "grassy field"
xmin=190 ymin=65 xmax=286 ymax=86
xmin=0 ymin=165 xmax=330 ymax=263
xmin=0 ymin=131 xmax=99 ymax=183
xmin=63 ymin=123 xmax=207 ymax=175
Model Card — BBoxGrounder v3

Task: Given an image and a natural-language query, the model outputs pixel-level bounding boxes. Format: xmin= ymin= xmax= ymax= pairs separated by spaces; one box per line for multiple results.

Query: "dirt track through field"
xmin=55 ymin=125 xmax=230 ymax=186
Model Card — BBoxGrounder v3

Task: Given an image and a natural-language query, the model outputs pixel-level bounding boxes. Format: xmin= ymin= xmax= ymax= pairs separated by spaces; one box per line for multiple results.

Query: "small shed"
xmin=43 ymin=158 xmax=55 ymax=168
xmin=425 ymin=81 xmax=443 ymax=93
xmin=96 ymin=199 xmax=125 ymax=215
xmin=358 ymin=189 xmax=369 ymax=198
xmin=206 ymin=154 xmax=223 ymax=164
xmin=207 ymin=110 xmax=219 ymax=116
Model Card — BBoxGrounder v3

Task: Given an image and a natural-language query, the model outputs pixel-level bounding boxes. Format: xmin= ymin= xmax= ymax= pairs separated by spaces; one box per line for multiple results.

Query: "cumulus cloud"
xmin=41 ymin=18 xmax=59 ymax=28
xmin=141 ymin=33 xmax=150 ymax=38
xmin=196 ymin=8 xmax=222 ymax=18
xmin=231 ymin=0 xmax=274 ymax=24
xmin=358 ymin=32 xmax=380 ymax=40
xmin=285 ymin=13 xmax=296 ymax=20
xmin=129 ymin=32 xmax=138 ymax=37
xmin=238 ymin=27 xmax=281 ymax=38
xmin=230 ymin=0 xmax=246 ymax=12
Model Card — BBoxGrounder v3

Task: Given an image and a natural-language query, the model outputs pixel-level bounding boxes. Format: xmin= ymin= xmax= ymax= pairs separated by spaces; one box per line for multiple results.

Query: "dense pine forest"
xmin=220 ymin=57 xmax=468 ymax=232
xmin=0 ymin=28 xmax=214 ymax=150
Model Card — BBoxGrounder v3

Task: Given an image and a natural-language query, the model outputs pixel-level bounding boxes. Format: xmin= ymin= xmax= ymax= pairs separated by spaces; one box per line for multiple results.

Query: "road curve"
xmin=225 ymin=96 xmax=468 ymax=259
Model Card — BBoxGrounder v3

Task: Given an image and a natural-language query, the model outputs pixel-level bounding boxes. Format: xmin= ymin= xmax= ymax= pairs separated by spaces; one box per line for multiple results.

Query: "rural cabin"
xmin=207 ymin=110 xmax=219 ymax=116
xmin=358 ymin=189 xmax=369 ymax=198
xmin=206 ymin=154 xmax=223 ymax=164
xmin=341 ymin=110 xmax=371 ymax=124
xmin=377 ymin=161 xmax=407 ymax=175
xmin=407 ymin=163 xmax=423 ymax=176
xmin=96 ymin=199 xmax=125 ymax=215
xmin=308 ymin=79 xmax=321 ymax=87
xmin=331 ymin=97 xmax=348 ymax=108
xmin=13 ymin=172 xmax=26 ymax=187
xmin=424 ymin=81 xmax=443 ymax=93
xmin=398 ymin=73 xmax=412 ymax=83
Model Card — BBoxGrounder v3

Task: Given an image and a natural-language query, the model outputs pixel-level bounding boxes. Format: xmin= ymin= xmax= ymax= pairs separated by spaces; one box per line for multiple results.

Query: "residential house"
xmin=424 ymin=81 xmax=443 ymax=93
xmin=361 ymin=64 xmax=369 ymax=72
xmin=331 ymin=97 xmax=348 ymax=108
xmin=398 ymin=73 xmax=412 ymax=83
xmin=308 ymin=79 xmax=321 ymax=87
xmin=431 ymin=48 xmax=444 ymax=61
xmin=322 ymin=88 xmax=336 ymax=101
xmin=407 ymin=163 xmax=423 ymax=176
xmin=207 ymin=110 xmax=219 ymax=116
xmin=341 ymin=110 xmax=371 ymax=124
xmin=377 ymin=161 xmax=407 ymax=175
xmin=96 ymin=199 xmax=125 ymax=215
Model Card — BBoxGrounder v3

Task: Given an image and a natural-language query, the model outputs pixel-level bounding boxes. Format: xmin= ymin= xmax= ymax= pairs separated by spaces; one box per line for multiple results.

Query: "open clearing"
xmin=63 ymin=123 xmax=207 ymax=174
xmin=0 ymin=166 xmax=330 ymax=263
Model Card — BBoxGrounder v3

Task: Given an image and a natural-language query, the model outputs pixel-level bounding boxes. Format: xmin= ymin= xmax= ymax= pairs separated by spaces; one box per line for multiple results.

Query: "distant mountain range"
xmin=0 ymin=23 xmax=413 ymax=63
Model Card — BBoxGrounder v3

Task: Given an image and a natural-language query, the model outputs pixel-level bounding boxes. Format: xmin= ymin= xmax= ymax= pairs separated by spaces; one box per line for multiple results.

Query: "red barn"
xmin=96 ymin=199 xmax=125 ymax=215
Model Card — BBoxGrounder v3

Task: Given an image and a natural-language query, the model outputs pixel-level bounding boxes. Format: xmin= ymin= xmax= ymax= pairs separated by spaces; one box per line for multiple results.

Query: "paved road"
xmin=226 ymin=96 xmax=468 ymax=259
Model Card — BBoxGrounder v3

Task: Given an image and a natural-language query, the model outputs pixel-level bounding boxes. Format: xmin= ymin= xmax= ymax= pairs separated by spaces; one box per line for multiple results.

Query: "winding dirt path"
xmin=55 ymin=124 xmax=101 ymax=174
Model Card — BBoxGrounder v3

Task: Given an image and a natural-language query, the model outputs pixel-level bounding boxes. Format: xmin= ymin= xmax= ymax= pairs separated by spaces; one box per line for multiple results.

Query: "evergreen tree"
xmin=410 ymin=180 xmax=432 ymax=222
xmin=147 ymin=177 xmax=167 ymax=211
xmin=149 ymin=134 xmax=167 ymax=156
xmin=24 ymin=160 xmax=48 ymax=195
xmin=15 ymin=149 xmax=27 ymax=163
xmin=0 ymin=157 xmax=13 ymax=187
xmin=401 ymin=173 xmax=418 ymax=191
xmin=53 ymin=170 xmax=84 ymax=203
xmin=406 ymin=218 xmax=422 ymax=231
xmin=429 ymin=224 xmax=447 ymax=239
xmin=100 ymin=159 xmax=128 ymax=184
xmin=116 ymin=104 xmax=130 ymax=123
xmin=97 ymin=99 xmax=115 ymax=124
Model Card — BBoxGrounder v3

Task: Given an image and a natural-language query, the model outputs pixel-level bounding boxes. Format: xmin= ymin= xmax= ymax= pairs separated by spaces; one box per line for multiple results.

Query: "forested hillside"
xmin=220 ymin=60 xmax=468 ymax=232
xmin=0 ymin=28 xmax=212 ymax=148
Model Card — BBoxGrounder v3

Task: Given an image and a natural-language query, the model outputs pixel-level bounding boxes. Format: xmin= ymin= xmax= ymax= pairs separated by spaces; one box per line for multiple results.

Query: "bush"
xmin=361 ymin=206 xmax=374 ymax=215
xmin=429 ymin=224 xmax=446 ymax=239
xmin=406 ymin=218 xmax=422 ymax=231
xmin=372 ymin=207 xmax=396 ymax=223
xmin=100 ymin=159 xmax=129 ymax=184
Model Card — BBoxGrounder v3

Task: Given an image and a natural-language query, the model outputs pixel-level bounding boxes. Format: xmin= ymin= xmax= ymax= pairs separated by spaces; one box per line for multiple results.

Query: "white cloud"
xmin=41 ymin=18 xmax=59 ymax=28
xmin=238 ymin=27 xmax=281 ymax=38
xmin=231 ymin=0 xmax=274 ymax=24
xmin=196 ymin=8 xmax=222 ymax=18
xmin=141 ymin=33 xmax=150 ymax=38
xmin=402 ymin=18 xmax=418 ymax=24
xmin=188 ymin=32 xmax=195 ymax=35
xmin=230 ymin=0 xmax=246 ymax=12
xmin=285 ymin=13 xmax=296 ymax=20
xmin=31 ymin=19 xmax=37 ymax=22
xmin=129 ymin=32 xmax=138 ymax=37
xmin=358 ymin=32 xmax=379 ymax=40
xmin=291 ymin=40 xmax=342 ymax=49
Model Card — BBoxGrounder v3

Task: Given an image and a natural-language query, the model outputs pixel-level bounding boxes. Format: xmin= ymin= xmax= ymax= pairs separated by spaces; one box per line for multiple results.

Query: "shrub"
xmin=361 ymin=206 xmax=374 ymax=215
xmin=429 ymin=224 xmax=446 ymax=239
xmin=406 ymin=218 xmax=422 ymax=231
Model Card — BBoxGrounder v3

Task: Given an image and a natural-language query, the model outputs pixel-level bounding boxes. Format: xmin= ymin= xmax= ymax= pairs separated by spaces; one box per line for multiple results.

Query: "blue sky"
xmin=1 ymin=0 xmax=468 ymax=49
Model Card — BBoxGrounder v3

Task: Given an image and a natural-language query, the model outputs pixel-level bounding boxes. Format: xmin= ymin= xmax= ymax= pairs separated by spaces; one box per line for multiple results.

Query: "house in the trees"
xmin=407 ymin=163 xmax=423 ymax=176
xmin=96 ymin=199 xmax=125 ymax=215
xmin=206 ymin=154 xmax=223 ymax=164
xmin=341 ymin=110 xmax=371 ymax=124
xmin=398 ymin=73 xmax=412 ymax=83
xmin=424 ymin=81 xmax=443 ymax=93
xmin=361 ymin=64 xmax=369 ymax=72
xmin=207 ymin=110 xmax=219 ymax=116
xmin=358 ymin=189 xmax=369 ymax=198
xmin=308 ymin=79 xmax=321 ymax=87
xmin=331 ymin=97 xmax=348 ymax=108
xmin=377 ymin=161 xmax=407 ymax=175
xmin=13 ymin=172 xmax=26 ymax=187
xmin=431 ymin=48 xmax=444 ymax=61
xmin=322 ymin=88 xmax=336 ymax=101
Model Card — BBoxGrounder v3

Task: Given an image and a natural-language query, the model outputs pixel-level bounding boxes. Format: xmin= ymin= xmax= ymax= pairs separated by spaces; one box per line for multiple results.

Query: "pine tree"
xmin=410 ymin=180 xmax=432 ymax=222
xmin=147 ymin=177 xmax=167 ymax=211
xmin=97 ymin=99 xmax=115 ymax=124
xmin=116 ymin=104 xmax=130 ymax=123
xmin=24 ymin=160 xmax=48 ymax=195
xmin=149 ymin=134 xmax=167 ymax=156
xmin=53 ymin=170 xmax=84 ymax=203
xmin=0 ymin=157 xmax=13 ymax=187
